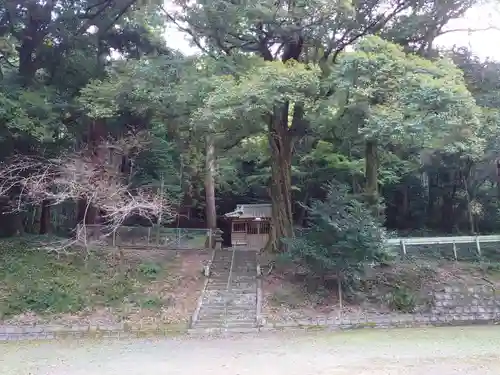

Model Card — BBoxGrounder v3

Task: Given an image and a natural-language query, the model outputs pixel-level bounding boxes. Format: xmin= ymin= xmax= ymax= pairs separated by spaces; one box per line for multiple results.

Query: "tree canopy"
xmin=0 ymin=0 xmax=499 ymax=255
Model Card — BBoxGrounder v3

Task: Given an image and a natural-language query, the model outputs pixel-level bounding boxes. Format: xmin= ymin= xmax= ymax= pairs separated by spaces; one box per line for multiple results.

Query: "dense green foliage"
xmin=284 ymin=182 xmax=388 ymax=285
xmin=1 ymin=0 xmax=500 ymax=282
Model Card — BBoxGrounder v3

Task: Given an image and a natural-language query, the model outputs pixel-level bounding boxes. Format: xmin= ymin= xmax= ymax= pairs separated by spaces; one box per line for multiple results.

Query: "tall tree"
xmin=166 ymin=0 xmax=484 ymax=251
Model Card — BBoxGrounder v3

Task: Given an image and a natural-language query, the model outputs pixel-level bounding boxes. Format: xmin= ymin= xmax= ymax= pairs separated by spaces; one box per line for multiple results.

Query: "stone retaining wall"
xmin=262 ymin=284 xmax=500 ymax=330
xmin=3 ymin=284 xmax=500 ymax=340
xmin=0 ymin=323 xmax=187 ymax=341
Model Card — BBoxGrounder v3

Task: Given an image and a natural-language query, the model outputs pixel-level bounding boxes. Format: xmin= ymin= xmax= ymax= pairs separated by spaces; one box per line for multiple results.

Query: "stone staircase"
xmin=190 ymin=249 xmax=259 ymax=332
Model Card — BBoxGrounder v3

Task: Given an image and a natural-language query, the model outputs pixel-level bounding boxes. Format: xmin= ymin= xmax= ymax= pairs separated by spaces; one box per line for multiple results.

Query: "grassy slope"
xmin=0 ymin=236 xmax=209 ymax=325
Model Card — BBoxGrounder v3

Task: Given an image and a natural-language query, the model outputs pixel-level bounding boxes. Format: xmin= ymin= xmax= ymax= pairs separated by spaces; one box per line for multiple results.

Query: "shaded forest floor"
xmin=262 ymin=257 xmax=500 ymax=321
xmin=0 ymin=236 xmax=211 ymax=327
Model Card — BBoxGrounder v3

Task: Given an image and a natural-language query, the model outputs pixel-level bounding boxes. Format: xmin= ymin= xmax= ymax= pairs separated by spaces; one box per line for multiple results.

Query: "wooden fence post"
xmin=400 ymin=239 xmax=407 ymax=260
xmin=475 ymin=236 xmax=482 ymax=259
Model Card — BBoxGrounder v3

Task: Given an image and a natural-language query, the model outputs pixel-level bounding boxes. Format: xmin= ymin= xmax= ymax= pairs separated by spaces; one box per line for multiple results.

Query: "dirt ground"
xmin=262 ymin=260 xmax=500 ymax=320
xmin=2 ymin=326 xmax=500 ymax=375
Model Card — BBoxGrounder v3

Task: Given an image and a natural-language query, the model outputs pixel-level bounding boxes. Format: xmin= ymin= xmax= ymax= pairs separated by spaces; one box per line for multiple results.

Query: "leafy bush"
xmin=284 ymin=182 xmax=388 ymax=289
xmin=138 ymin=262 xmax=162 ymax=279
xmin=5 ymin=280 xmax=87 ymax=315
xmin=387 ymin=286 xmax=417 ymax=313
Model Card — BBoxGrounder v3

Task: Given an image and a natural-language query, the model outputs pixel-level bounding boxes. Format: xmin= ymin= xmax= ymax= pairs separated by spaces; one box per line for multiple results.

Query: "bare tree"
xmin=0 ymin=133 xmax=175 ymax=252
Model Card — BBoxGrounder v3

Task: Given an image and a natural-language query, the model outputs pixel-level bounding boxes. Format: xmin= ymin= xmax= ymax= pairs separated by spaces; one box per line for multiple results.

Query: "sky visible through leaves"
xmin=164 ymin=1 xmax=500 ymax=60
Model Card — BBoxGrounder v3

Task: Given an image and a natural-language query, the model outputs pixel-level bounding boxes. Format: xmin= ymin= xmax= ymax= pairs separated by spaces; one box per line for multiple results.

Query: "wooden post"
xmin=400 ymin=239 xmax=407 ymax=260
xmin=475 ymin=236 xmax=482 ymax=258
xmin=338 ymin=274 xmax=343 ymax=311
xmin=119 ymin=247 xmax=124 ymax=272
xmin=156 ymin=174 xmax=164 ymax=246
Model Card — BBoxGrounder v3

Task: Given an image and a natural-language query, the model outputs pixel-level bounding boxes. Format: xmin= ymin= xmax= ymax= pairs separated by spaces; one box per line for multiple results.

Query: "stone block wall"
xmin=3 ymin=283 xmax=500 ymax=340
xmin=430 ymin=284 xmax=500 ymax=322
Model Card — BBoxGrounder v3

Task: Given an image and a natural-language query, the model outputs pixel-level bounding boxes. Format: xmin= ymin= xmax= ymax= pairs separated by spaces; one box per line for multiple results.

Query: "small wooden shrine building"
xmin=224 ymin=204 xmax=272 ymax=249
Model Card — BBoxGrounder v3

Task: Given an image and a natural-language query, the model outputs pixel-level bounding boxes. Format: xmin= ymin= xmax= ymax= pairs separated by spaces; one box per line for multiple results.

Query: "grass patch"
xmin=0 ymin=236 xmax=175 ymax=320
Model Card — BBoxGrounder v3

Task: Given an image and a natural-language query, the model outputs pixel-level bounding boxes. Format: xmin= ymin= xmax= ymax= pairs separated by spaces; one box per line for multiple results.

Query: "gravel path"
xmin=2 ymin=326 xmax=500 ymax=375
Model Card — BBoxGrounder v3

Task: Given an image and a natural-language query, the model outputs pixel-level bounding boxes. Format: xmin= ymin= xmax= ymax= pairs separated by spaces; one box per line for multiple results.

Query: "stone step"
xmin=192 ymin=249 xmax=259 ymax=331
xmin=232 ymin=265 xmax=256 ymax=268
xmin=226 ymin=311 xmax=257 ymax=316
xmin=197 ymin=312 xmax=256 ymax=319
xmin=201 ymin=305 xmax=255 ymax=311
xmin=202 ymin=299 xmax=256 ymax=305
xmin=202 ymin=291 xmax=257 ymax=296
xmin=202 ymin=314 xmax=256 ymax=320
xmin=195 ymin=316 xmax=225 ymax=321
xmin=227 ymin=289 xmax=256 ymax=294
xmin=230 ymin=279 xmax=257 ymax=283
xmin=205 ymin=291 xmax=256 ymax=294
xmin=199 ymin=306 xmax=227 ymax=311
xmin=198 ymin=316 xmax=225 ymax=321
xmin=195 ymin=319 xmax=256 ymax=326
xmin=226 ymin=314 xmax=257 ymax=319
xmin=200 ymin=303 xmax=256 ymax=309
xmin=189 ymin=326 xmax=258 ymax=334
xmin=193 ymin=322 xmax=225 ymax=328
xmin=232 ymin=262 xmax=256 ymax=265
xmin=196 ymin=314 xmax=225 ymax=320
xmin=223 ymin=327 xmax=258 ymax=333
xmin=226 ymin=320 xmax=256 ymax=326
xmin=206 ymin=284 xmax=228 ymax=288
xmin=198 ymin=308 xmax=225 ymax=313
xmin=224 ymin=316 xmax=257 ymax=324
xmin=198 ymin=315 xmax=226 ymax=320
xmin=199 ymin=303 xmax=256 ymax=309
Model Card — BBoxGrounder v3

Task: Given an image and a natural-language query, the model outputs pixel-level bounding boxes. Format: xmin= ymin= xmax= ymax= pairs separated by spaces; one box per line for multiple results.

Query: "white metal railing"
xmin=385 ymin=234 xmax=500 ymax=260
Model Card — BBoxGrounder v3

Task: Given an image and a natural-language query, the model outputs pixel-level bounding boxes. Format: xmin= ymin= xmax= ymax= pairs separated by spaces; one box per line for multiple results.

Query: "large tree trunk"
xmin=11 ymin=212 xmax=24 ymax=236
xmin=39 ymin=200 xmax=51 ymax=234
xmin=76 ymin=120 xmax=106 ymax=225
xmin=267 ymin=106 xmax=295 ymax=252
xmin=442 ymin=175 xmax=457 ymax=233
xmin=204 ymin=134 xmax=217 ymax=230
xmin=365 ymin=139 xmax=379 ymax=208
xmin=260 ymin=37 xmax=304 ymax=252
xmin=204 ymin=135 xmax=217 ymax=249
xmin=18 ymin=40 xmax=37 ymax=83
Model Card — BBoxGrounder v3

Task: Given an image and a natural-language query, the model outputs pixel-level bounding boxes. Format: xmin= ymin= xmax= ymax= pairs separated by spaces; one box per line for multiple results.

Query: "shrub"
xmin=138 ymin=262 xmax=162 ymax=279
xmin=387 ymin=286 xmax=417 ymax=313
xmin=284 ymin=182 xmax=388 ymax=290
